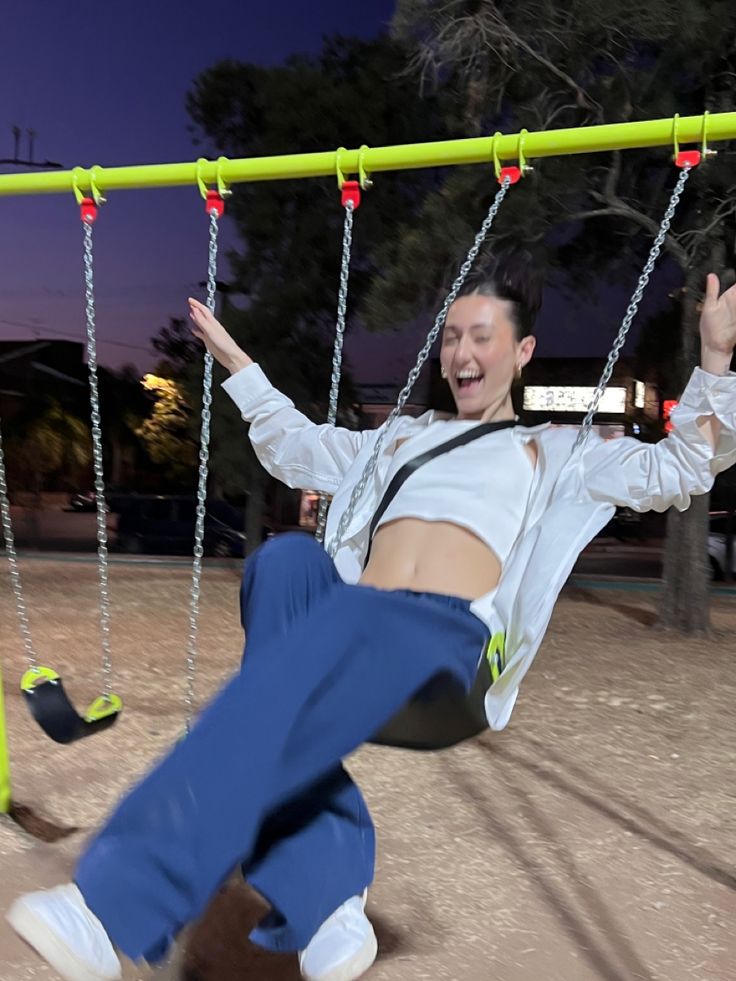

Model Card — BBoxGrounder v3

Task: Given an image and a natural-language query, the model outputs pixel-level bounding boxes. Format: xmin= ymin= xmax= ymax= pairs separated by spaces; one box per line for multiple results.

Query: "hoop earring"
xmin=515 ymin=363 xmax=523 ymax=380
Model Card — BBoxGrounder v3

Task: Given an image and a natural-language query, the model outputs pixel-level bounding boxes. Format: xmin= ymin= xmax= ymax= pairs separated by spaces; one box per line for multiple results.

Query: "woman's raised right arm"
xmin=188 ymin=298 xmax=374 ymax=493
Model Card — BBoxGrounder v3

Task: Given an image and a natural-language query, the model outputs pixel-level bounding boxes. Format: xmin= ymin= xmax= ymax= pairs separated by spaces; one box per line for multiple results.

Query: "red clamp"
xmin=497 ymin=166 xmax=523 ymax=185
xmin=341 ymin=180 xmax=361 ymax=210
xmin=675 ymin=150 xmax=701 ymax=169
xmin=79 ymin=197 xmax=98 ymax=224
xmin=205 ymin=189 xmax=226 ymax=217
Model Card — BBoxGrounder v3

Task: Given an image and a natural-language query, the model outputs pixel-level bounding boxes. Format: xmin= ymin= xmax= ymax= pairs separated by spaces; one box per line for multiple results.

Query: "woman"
xmin=8 ymin=258 xmax=736 ymax=981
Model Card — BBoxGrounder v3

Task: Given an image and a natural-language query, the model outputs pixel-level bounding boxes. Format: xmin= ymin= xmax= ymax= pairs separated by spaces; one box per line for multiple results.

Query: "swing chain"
xmin=316 ymin=199 xmax=356 ymax=543
xmin=573 ymin=164 xmax=693 ymax=452
xmin=82 ymin=221 xmax=114 ymax=694
xmin=0 ymin=425 xmax=37 ymax=664
xmin=184 ymin=208 xmax=218 ymax=730
xmin=326 ymin=176 xmax=513 ymax=559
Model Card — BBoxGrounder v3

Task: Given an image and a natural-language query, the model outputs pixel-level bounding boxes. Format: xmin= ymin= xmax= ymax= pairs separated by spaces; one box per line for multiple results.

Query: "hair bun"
xmin=493 ymin=251 xmax=543 ymax=319
xmin=456 ymin=250 xmax=544 ymax=336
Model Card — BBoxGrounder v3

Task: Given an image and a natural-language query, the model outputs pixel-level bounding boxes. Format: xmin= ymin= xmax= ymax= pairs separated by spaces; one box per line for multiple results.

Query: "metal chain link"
xmin=326 ymin=176 xmax=512 ymax=558
xmin=572 ymin=165 xmax=692 ymax=453
xmin=0 ymin=422 xmax=37 ymax=663
xmin=315 ymin=199 xmax=355 ymax=543
xmin=184 ymin=208 xmax=218 ymax=730
xmin=82 ymin=221 xmax=114 ymax=694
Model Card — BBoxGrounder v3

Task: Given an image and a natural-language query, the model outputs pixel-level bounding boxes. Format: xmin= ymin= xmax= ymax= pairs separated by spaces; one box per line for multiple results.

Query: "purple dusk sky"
xmin=1 ymin=1 xmax=676 ymax=385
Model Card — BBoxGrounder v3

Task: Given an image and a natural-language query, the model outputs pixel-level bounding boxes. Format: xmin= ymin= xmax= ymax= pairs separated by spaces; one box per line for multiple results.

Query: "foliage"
xmin=176 ymin=35 xmax=450 ymax=537
xmin=135 ymin=374 xmax=198 ymax=482
xmin=4 ymin=398 xmax=91 ymax=492
xmin=376 ymin=1 xmax=736 ymax=335
xmin=387 ymin=0 xmax=736 ymax=631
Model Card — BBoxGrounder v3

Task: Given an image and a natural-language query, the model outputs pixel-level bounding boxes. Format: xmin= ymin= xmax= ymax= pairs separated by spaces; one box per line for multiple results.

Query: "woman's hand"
xmin=188 ymin=297 xmax=253 ymax=375
xmin=700 ymin=274 xmax=736 ymax=375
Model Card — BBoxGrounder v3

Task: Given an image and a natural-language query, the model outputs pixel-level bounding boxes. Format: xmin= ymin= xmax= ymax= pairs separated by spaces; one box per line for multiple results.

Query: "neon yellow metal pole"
xmin=0 ymin=665 xmax=11 ymax=813
xmin=0 ymin=112 xmax=734 ymax=198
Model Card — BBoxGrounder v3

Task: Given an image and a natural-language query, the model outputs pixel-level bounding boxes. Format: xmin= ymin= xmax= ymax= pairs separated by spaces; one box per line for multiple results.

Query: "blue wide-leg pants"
xmin=75 ymin=533 xmax=488 ymax=962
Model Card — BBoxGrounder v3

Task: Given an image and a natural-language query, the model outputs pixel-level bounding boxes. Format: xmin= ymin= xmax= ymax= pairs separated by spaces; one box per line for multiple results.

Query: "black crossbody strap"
xmin=367 ymin=418 xmax=517 ymax=547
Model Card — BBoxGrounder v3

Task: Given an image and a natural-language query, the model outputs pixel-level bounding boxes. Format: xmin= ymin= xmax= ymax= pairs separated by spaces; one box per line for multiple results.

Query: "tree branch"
xmin=566 ymin=204 xmax=689 ymax=267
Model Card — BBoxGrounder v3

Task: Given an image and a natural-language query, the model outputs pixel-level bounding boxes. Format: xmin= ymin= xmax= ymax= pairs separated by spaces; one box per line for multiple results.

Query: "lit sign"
xmin=523 ymin=386 xmax=627 ymax=414
xmin=634 ymin=381 xmax=646 ymax=408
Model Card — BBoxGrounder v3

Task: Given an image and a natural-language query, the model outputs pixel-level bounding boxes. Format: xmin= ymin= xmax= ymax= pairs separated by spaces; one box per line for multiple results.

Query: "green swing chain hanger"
xmin=319 ymin=124 xmax=710 ymax=750
xmin=182 ymin=159 xmax=230 ymax=732
xmin=572 ymin=111 xmax=715 ymax=454
xmin=1 ymin=174 xmax=123 ymax=743
xmin=1 ymin=159 xmax=231 ymax=740
xmin=323 ymin=113 xmax=711 ymax=560
xmin=324 ymin=136 xmax=529 ymax=562
xmin=314 ymin=147 xmax=373 ymax=541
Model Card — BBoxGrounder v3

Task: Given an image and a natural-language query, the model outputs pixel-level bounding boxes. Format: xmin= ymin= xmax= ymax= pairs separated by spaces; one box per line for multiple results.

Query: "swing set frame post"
xmin=0 ymin=665 xmax=11 ymax=813
xmin=0 ymin=112 xmax=733 ymax=197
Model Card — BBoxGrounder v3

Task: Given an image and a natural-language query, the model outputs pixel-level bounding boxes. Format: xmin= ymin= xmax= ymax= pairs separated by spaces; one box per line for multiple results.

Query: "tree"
xmin=135 ymin=374 xmax=198 ymax=484
xmin=4 ymin=399 xmax=91 ymax=545
xmin=5 ymin=398 xmax=91 ymax=493
xmin=380 ymin=0 xmax=736 ymax=631
xmin=182 ymin=35 xmax=449 ymax=551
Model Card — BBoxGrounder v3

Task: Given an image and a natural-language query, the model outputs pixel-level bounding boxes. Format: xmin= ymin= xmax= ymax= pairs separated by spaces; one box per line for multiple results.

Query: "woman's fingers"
xmin=704 ymin=273 xmax=721 ymax=308
xmin=187 ymin=298 xmax=215 ymax=335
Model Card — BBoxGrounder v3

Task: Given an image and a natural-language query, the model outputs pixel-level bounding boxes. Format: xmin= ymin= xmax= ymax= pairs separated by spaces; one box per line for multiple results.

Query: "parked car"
xmin=68 ymin=488 xmax=130 ymax=513
xmin=69 ymin=490 xmax=99 ymax=512
xmin=115 ymin=495 xmax=246 ymax=557
xmin=707 ymin=511 xmax=736 ymax=580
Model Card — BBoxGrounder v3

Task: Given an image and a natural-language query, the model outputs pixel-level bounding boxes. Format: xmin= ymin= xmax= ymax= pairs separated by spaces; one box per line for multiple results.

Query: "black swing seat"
xmin=21 ymin=668 xmax=122 ymax=745
xmin=369 ymin=652 xmax=493 ymax=752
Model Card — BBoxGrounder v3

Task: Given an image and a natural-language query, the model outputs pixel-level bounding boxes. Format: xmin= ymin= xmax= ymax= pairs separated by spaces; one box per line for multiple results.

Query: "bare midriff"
xmin=357 ymin=439 xmax=537 ymax=600
xmin=359 ymin=518 xmax=502 ymax=600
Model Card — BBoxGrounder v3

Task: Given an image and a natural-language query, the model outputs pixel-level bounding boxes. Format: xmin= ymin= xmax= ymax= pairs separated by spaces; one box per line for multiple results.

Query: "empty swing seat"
xmin=21 ymin=668 xmax=122 ymax=745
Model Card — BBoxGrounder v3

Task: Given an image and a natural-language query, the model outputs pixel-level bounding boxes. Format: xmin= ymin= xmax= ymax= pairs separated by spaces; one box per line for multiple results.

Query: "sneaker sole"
xmin=6 ymin=898 xmax=121 ymax=981
xmin=301 ymin=930 xmax=378 ymax=981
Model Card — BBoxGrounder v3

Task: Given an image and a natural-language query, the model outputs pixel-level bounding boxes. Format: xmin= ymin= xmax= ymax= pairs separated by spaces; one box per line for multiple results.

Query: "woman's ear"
xmin=518 ymin=334 xmax=536 ymax=370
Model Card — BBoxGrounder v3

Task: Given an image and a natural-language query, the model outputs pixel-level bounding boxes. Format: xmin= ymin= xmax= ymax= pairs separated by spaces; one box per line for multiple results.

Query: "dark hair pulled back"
xmin=455 ymin=250 xmax=543 ymax=339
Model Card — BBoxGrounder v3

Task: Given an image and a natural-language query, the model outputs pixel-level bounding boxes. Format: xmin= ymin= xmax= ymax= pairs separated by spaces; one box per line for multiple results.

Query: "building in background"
xmin=0 ymin=340 xmax=87 ymax=420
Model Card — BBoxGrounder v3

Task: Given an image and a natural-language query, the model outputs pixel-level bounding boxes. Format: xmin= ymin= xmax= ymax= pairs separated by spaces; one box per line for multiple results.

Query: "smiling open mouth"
xmin=456 ymin=372 xmax=484 ymax=392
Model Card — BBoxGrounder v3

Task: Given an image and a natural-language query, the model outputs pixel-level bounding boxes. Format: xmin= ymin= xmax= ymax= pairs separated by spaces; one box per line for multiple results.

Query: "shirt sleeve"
xmin=580 ymin=367 xmax=736 ymax=512
xmin=221 ymin=363 xmax=376 ymax=493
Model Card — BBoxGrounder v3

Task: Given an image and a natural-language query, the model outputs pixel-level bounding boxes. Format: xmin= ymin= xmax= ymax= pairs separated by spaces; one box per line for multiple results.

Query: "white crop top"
xmin=374 ymin=421 xmax=535 ymax=565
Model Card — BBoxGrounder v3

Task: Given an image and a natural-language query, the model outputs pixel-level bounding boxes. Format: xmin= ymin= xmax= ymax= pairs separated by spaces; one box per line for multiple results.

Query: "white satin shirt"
xmin=223 ymin=364 xmax=736 ymax=731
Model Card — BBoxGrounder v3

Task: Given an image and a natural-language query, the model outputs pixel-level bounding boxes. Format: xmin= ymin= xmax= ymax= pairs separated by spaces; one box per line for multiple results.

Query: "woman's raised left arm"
xmin=580 ymin=273 xmax=736 ymax=512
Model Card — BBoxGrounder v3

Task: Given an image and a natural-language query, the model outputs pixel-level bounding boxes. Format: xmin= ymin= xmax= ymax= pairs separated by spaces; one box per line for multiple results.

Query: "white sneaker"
xmin=298 ymin=892 xmax=377 ymax=981
xmin=6 ymin=883 xmax=122 ymax=981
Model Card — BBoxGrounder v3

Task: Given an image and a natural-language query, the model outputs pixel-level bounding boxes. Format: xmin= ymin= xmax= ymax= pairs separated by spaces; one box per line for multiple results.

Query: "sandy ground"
xmin=0 ymin=557 xmax=734 ymax=981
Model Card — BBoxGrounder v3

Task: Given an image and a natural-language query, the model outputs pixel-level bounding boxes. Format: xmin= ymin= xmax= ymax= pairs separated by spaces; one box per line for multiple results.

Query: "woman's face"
xmin=440 ymin=293 xmax=535 ymax=420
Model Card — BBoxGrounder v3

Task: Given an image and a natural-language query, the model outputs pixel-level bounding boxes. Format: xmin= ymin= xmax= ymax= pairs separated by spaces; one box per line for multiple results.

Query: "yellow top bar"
xmin=0 ymin=112 xmax=734 ymax=198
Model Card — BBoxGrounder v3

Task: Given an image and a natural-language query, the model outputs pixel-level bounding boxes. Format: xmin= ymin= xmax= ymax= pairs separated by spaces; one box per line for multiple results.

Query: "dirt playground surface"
xmin=0 ymin=557 xmax=734 ymax=981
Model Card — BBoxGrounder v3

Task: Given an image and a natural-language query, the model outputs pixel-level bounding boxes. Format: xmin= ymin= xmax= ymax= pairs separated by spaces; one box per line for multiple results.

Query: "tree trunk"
xmin=28 ymin=468 xmax=43 ymax=550
xmin=660 ymin=494 xmax=711 ymax=630
xmin=245 ymin=466 xmax=266 ymax=558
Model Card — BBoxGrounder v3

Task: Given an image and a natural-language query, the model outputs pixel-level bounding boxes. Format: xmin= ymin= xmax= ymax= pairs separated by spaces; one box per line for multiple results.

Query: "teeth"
xmin=456 ymin=371 xmax=483 ymax=380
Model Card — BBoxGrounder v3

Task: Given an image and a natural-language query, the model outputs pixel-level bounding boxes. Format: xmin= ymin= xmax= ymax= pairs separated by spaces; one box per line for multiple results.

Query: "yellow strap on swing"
xmin=0 ymin=665 xmax=11 ymax=813
xmin=485 ymin=632 xmax=506 ymax=684
xmin=20 ymin=666 xmax=61 ymax=690
xmin=84 ymin=693 xmax=123 ymax=723
xmin=21 ymin=666 xmax=122 ymax=723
